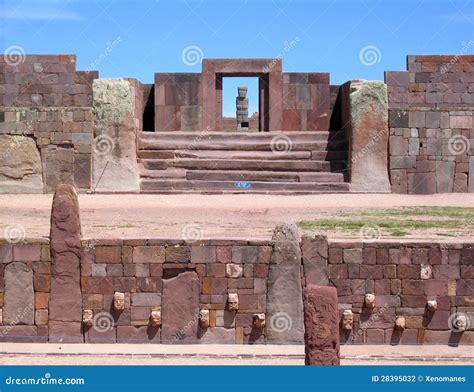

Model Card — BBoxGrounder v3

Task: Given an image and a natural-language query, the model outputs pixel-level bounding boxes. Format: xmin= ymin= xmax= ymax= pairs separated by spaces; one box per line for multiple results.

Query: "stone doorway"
xmin=202 ymin=59 xmax=283 ymax=132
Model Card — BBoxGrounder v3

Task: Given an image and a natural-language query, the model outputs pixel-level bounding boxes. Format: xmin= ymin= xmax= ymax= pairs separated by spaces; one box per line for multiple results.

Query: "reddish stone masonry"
xmin=0 ymin=236 xmax=472 ymax=345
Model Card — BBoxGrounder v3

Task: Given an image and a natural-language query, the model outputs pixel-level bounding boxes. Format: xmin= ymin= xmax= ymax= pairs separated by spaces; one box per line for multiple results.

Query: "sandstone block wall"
xmin=1 ymin=234 xmax=472 ymax=345
xmin=0 ymin=55 xmax=98 ymax=193
xmin=154 ymin=73 xmax=202 ymax=132
xmin=282 ymin=72 xmax=330 ymax=131
xmin=385 ymin=55 xmax=474 ymax=194
xmin=319 ymin=240 xmax=473 ymax=345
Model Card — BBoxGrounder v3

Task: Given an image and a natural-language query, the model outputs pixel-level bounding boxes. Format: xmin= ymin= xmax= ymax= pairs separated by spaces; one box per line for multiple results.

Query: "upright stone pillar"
xmin=303 ymin=285 xmax=340 ymax=365
xmin=48 ymin=184 xmax=83 ymax=342
xmin=92 ymin=79 xmax=140 ymax=193
xmin=265 ymin=222 xmax=304 ymax=343
xmin=342 ymin=80 xmax=391 ymax=192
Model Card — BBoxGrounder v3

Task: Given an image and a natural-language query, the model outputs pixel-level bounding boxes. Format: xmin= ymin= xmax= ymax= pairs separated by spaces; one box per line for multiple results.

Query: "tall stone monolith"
xmin=265 ymin=222 xmax=304 ymax=343
xmin=48 ymin=184 xmax=83 ymax=342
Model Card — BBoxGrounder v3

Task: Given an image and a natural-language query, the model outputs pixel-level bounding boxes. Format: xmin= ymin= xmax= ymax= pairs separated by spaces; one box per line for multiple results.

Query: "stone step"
xmin=138 ymin=133 xmax=346 ymax=151
xmin=139 ymin=159 xmax=346 ymax=172
xmin=138 ymin=149 xmax=312 ymax=160
xmin=185 ymin=170 xmax=346 ymax=183
xmin=140 ymin=179 xmax=350 ymax=193
xmin=139 ymin=168 xmax=187 ymax=179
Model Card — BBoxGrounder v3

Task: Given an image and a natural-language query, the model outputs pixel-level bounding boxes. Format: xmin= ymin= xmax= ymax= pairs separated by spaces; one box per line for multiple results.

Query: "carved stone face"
xmin=227 ymin=293 xmax=239 ymax=311
xmin=199 ymin=309 xmax=210 ymax=328
xmin=113 ymin=292 xmax=125 ymax=311
xmin=427 ymin=300 xmax=438 ymax=311
xmin=253 ymin=313 xmax=265 ymax=328
xmin=82 ymin=309 xmax=93 ymax=327
xmin=342 ymin=310 xmax=354 ymax=330
xmin=364 ymin=293 xmax=376 ymax=309
xmin=395 ymin=316 xmax=406 ymax=330
xmin=149 ymin=308 xmax=161 ymax=327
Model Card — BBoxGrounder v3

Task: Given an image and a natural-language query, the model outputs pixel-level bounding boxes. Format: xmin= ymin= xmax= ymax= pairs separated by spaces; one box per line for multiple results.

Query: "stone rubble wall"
xmin=385 ymin=55 xmax=474 ymax=194
xmin=0 ymin=233 xmax=471 ymax=344
xmin=0 ymin=55 xmax=98 ymax=193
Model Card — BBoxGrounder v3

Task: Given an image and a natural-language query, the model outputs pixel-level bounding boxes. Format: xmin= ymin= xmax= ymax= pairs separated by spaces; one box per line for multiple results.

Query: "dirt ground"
xmin=0 ymin=193 xmax=473 ymax=240
xmin=1 ymin=343 xmax=472 ymax=366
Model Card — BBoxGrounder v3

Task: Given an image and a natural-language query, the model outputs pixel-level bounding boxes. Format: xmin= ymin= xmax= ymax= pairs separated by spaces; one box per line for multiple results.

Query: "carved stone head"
xmin=113 ymin=292 xmax=125 ymax=311
xmin=364 ymin=293 xmax=376 ymax=309
xmin=227 ymin=293 xmax=239 ymax=311
xmin=426 ymin=300 xmax=438 ymax=312
xmin=395 ymin=316 xmax=406 ymax=330
xmin=149 ymin=307 xmax=161 ymax=327
xmin=82 ymin=309 xmax=93 ymax=327
xmin=253 ymin=313 xmax=265 ymax=328
xmin=199 ymin=309 xmax=210 ymax=328
xmin=341 ymin=309 xmax=354 ymax=330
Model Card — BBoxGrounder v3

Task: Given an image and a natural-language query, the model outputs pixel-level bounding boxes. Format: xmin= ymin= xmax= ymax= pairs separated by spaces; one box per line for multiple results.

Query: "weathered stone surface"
xmin=265 ymin=222 xmax=304 ymax=343
xmin=49 ymin=185 xmax=82 ymax=324
xmin=200 ymin=327 xmax=235 ymax=343
xmin=301 ymin=235 xmax=329 ymax=286
xmin=161 ymin=271 xmax=200 ymax=343
xmin=3 ymin=262 xmax=34 ymax=325
xmin=345 ymin=80 xmax=391 ymax=192
xmin=92 ymin=79 xmax=140 ymax=192
xmin=49 ymin=321 xmax=83 ymax=343
xmin=303 ymin=285 xmax=340 ymax=365
xmin=469 ymin=157 xmax=474 ymax=193
xmin=0 ymin=135 xmax=43 ymax=193
xmin=117 ymin=326 xmax=160 ymax=343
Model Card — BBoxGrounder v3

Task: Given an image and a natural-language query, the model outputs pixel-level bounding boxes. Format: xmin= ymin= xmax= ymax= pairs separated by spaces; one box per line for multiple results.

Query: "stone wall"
xmin=282 ymin=72 xmax=330 ymax=131
xmin=154 ymin=73 xmax=202 ymax=132
xmin=315 ymin=239 xmax=473 ymax=345
xmin=385 ymin=55 xmax=474 ymax=193
xmin=1 ymin=234 xmax=472 ymax=344
xmin=0 ymin=55 xmax=98 ymax=193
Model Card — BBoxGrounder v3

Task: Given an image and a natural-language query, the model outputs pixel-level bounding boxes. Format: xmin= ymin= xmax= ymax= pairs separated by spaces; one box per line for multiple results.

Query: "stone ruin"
xmin=0 ymin=55 xmax=472 ymax=195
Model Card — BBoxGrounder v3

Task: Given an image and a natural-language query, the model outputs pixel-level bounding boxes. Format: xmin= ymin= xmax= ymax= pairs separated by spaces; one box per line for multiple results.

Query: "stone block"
xmin=133 ymin=246 xmax=165 ymax=263
xmin=95 ymin=246 xmax=122 ymax=263
xmin=232 ymin=246 xmax=258 ymax=263
xmin=191 ymin=246 xmax=216 ymax=263
xmin=3 ymin=262 xmax=34 ymax=325
xmin=303 ymin=285 xmax=339 ymax=365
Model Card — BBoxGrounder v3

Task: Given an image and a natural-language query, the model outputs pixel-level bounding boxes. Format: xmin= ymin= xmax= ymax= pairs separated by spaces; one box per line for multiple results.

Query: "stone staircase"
xmin=137 ymin=131 xmax=349 ymax=194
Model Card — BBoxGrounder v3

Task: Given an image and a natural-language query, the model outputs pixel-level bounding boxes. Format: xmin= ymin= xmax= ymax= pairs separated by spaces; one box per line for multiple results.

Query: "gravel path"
xmin=0 ymin=193 xmax=472 ymax=239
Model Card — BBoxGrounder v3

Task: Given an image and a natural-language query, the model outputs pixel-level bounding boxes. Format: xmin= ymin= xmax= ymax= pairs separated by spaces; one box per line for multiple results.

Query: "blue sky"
xmin=1 ymin=0 xmax=473 ymax=115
